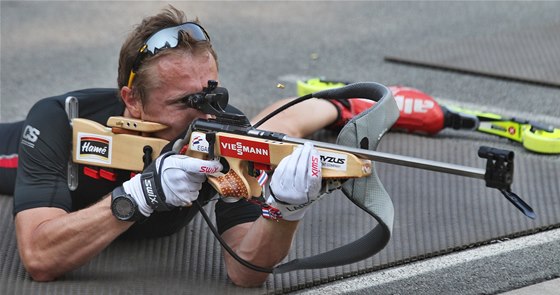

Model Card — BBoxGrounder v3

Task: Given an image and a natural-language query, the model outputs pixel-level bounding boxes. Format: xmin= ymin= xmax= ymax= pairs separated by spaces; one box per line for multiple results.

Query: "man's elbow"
xmin=227 ymin=268 xmax=268 ymax=288
xmin=19 ymin=251 xmax=60 ymax=282
xmin=24 ymin=262 xmax=59 ymax=282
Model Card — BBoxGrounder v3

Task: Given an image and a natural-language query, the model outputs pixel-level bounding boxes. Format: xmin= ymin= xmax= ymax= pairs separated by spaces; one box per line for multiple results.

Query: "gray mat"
xmin=1 ymin=131 xmax=559 ymax=294
xmin=385 ymin=23 xmax=560 ymax=87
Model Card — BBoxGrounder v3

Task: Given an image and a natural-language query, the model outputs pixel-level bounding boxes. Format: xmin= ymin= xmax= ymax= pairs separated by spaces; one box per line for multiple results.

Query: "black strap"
xmin=194 ymin=200 xmax=273 ymax=273
xmin=141 ymin=152 xmax=175 ymax=211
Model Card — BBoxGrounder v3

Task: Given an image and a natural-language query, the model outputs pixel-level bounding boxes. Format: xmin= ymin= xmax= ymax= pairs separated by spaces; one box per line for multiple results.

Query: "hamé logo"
xmin=76 ymin=133 xmax=112 ymax=165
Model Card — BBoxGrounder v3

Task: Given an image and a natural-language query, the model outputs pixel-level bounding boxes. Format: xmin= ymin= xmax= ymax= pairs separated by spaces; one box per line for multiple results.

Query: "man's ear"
xmin=120 ymin=87 xmax=142 ymax=118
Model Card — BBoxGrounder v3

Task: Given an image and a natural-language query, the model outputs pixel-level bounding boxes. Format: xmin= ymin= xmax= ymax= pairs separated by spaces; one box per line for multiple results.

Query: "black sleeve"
xmin=215 ymin=198 xmax=261 ymax=235
xmin=0 ymin=121 xmax=24 ymax=195
xmin=14 ymin=99 xmax=73 ymax=214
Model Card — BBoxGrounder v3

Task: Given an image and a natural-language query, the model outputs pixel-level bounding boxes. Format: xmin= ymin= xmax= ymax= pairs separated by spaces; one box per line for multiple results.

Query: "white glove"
xmin=123 ymin=152 xmax=222 ymax=217
xmin=267 ymin=142 xmax=323 ymax=221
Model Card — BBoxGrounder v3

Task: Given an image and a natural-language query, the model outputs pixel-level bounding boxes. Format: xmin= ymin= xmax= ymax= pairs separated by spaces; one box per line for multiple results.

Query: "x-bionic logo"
xmin=21 ymin=125 xmax=41 ymax=148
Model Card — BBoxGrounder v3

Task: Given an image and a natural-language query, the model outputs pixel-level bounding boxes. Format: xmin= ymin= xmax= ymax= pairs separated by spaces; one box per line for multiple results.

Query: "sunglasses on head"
xmin=127 ymin=22 xmax=211 ymax=88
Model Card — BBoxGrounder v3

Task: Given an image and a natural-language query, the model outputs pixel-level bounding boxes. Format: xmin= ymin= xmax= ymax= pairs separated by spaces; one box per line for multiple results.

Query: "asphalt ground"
xmin=2 ymin=1 xmax=559 ymax=294
xmin=294 ymin=228 xmax=560 ymax=295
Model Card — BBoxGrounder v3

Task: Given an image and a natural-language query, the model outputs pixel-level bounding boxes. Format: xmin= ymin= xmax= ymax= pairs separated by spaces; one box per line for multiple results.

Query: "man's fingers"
xmin=290 ymin=145 xmax=306 ymax=189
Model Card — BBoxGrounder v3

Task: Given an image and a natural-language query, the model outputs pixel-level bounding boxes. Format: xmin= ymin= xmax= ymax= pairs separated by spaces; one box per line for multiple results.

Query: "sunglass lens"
xmin=180 ymin=24 xmax=208 ymax=41
xmin=145 ymin=27 xmax=180 ymax=54
xmin=144 ymin=23 xmax=208 ymax=55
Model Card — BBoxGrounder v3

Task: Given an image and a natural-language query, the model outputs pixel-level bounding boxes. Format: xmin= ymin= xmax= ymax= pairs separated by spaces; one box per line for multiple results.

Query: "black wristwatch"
xmin=111 ymin=186 xmax=144 ymax=222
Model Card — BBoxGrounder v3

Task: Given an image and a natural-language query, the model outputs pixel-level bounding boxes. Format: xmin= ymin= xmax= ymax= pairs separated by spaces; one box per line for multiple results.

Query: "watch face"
xmin=112 ymin=196 xmax=135 ymax=220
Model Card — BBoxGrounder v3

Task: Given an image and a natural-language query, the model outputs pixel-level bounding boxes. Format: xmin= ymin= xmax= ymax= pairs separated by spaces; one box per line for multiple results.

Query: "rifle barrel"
xmin=283 ymin=136 xmax=486 ymax=180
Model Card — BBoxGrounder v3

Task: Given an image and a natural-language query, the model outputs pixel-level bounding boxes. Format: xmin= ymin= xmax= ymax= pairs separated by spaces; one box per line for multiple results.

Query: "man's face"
xmin=139 ymin=51 xmax=218 ymax=141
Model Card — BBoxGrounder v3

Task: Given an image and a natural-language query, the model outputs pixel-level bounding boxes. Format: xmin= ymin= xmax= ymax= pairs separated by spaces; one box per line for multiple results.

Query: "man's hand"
xmin=122 ymin=152 xmax=222 ymax=217
xmin=267 ymin=142 xmax=323 ymax=221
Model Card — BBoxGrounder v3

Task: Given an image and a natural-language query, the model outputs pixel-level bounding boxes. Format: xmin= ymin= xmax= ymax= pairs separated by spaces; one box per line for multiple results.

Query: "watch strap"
xmin=140 ymin=152 xmax=175 ymax=211
xmin=112 ymin=185 xmax=126 ymax=202
xmin=111 ymin=186 xmax=145 ymax=222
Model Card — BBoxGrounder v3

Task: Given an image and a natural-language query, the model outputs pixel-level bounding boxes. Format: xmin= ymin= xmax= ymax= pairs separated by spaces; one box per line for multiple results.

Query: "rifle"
xmin=66 ymin=80 xmax=535 ymax=273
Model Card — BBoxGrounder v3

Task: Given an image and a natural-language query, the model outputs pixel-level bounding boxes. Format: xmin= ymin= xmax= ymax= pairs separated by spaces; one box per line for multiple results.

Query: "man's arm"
xmin=217 ymin=100 xmax=335 ymax=287
xmin=14 ymin=195 xmax=132 ymax=281
xmin=221 ymin=218 xmax=298 ymax=287
xmin=220 ymin=143 xmax=323 ymax=287
xmin=15 ymin=152 xmax=224 ymax=282
xmin=251 ymin=98 xmax=337 ymax=138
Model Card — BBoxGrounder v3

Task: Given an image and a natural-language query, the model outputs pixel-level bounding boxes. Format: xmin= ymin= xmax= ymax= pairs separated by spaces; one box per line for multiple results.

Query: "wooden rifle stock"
xmin=71 ymin=117 xmax=169 ymax=172
xmin=184 ymin=130 xmax=372 ymax=198
xmin=71 ymin=116 xmax=371 ymax=199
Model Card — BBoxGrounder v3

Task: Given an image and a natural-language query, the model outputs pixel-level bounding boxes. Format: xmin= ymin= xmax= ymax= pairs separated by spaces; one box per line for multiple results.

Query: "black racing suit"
xmin=2 ymin=88 xmax=260 ymax=238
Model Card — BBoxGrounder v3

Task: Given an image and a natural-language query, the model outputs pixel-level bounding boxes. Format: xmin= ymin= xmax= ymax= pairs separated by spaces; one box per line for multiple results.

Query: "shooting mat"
xmin=384 ymin=23 xmax=560 ymax=88
xmin=1 ymin=129 xmax=559 ymax=294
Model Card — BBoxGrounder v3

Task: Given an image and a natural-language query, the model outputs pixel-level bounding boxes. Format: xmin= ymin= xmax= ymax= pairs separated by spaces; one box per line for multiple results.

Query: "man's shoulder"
xmin=31 ymin=88 xmax=118 ymax=106
xmin=37 ymin=88 xmax=119 ymax=103
xmin=65 ymin=88 xmax=120 ymax=98
xmin=29 ymin=88 xmax=123 ymax=122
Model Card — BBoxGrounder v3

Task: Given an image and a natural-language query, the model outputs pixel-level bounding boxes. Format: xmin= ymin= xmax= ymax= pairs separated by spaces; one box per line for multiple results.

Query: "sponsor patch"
xmin=319 ymin=151 xmax=347 ymax=171
xmin=76 ymin=132 xmax=112 ymax=165
xmin=189 ymin=131 xmax=210 ymax=153
xmin=219 ymin=136 xmax=271 ymax=163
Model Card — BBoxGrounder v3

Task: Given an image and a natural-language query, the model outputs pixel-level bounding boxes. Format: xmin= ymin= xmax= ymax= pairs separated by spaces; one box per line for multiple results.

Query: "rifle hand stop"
xmin=478 ymin=146 xmax=536 ymax=219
